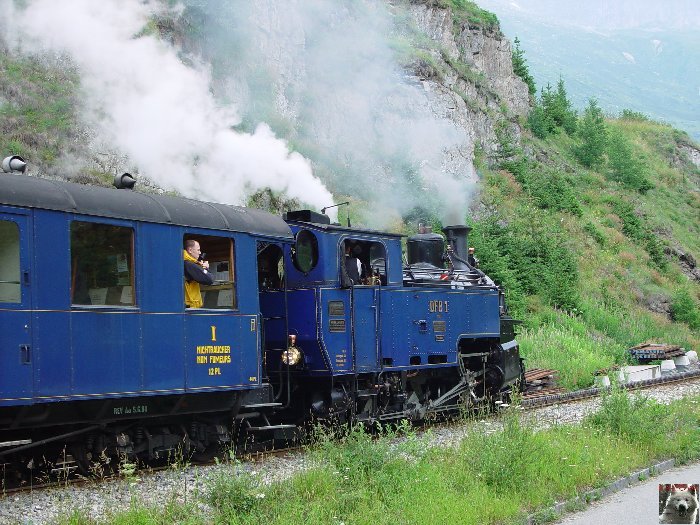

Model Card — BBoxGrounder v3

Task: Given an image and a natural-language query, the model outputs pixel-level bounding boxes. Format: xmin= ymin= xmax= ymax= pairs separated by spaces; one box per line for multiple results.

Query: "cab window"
xmin=341 ymin=239 xmax=387 ymax=286
xmin=292 ymin=230 xmax=318 ymax=274
xmin=71 ymin=222 xmax=135 ymax=306
xmin=0 ymin=221 xmax=20 ymax=303
xmin=184 ymin=234 xmax=236 ymax=309
xmin=257 ymin=242 xmax=285 ymax=290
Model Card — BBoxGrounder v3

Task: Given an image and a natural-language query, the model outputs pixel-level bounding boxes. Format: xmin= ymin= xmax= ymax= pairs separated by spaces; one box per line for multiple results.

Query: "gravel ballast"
xmin=4 ymin=377 xmax=700 ymax=525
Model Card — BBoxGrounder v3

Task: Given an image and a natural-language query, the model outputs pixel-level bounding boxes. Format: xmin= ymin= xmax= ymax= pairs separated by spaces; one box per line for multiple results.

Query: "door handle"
xmin=20 ymin=344 xmax=31 ymax=365
xmin=23 ymin=271 xmax=30 ymax=285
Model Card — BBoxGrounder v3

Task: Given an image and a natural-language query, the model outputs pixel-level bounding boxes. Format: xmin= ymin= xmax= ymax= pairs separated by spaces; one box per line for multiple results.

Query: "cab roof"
xmin=285 ymin=218 xmax=404 ymax=239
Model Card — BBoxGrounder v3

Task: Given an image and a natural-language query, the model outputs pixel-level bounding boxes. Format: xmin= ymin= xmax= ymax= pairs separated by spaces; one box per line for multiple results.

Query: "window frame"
xmin=183 ymin=233 xmax=238 ymax=311
xmin=339 ymin=236 xmax=388 ymax=287
xmin=69 ymin=218 xmax=137 ymax=309
xmin=291 ymin=229 xmax=319 ymax=275
xmin=0 ymin=219 xmax=22 ymax=304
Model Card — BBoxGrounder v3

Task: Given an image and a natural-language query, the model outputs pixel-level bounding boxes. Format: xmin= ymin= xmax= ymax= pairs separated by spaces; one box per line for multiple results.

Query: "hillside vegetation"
xmin=475 ymin=96 xmax=700 ymax=388
xmin=0 ymin=2 xmax=698 ymax=392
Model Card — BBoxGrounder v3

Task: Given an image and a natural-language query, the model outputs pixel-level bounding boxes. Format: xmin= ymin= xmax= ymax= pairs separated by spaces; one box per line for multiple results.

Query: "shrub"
xmin=606 ymin=131 xmax=654 ymax=193
xmin=520 ymin=167 xmax=583 ymax=216
xmin=471 ymin=209 xmax=580 ymax=312
xmin=671 ymin=289 xmax=700 ymax=330
xmin=583 ymin=221 xmax=606 ymax=246
xmin=610 ymin=200 xmax=667 ymax=269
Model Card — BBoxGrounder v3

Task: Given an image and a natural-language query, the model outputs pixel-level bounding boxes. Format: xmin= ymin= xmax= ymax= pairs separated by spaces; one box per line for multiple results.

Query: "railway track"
xmin=4 ymin=368 xmax=700 ymax=498
xmin=520 ymin=367 xmax=700 ymax=408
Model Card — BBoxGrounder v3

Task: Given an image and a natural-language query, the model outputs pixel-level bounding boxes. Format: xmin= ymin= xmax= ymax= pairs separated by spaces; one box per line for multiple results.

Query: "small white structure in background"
xmin=687 ymin=350 xmax=698 ymax=362
xmin=594 ymin=375 xmax=611 ymax=388
xmin=674 ymin=354 xmax=691 ymax=366
xmin=613 ymin=370 xmax=626 ymax=384
xmin=660 ymin=359 xmax=676 ymax=372
xmin=622 ymin=365 xmax=661 ymax=383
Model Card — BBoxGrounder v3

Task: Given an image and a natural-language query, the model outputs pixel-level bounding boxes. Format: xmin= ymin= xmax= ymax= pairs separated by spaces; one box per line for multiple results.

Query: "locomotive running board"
xmin=0 ymin=439 xmax=31 ymax=448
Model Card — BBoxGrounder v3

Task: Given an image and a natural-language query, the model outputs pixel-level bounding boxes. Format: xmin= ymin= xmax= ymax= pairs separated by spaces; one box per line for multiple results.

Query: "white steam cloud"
xmin=6 ymin=0 xmax=335 ymax=215
xmin=203 ymin=0 xmax=473 ymax=225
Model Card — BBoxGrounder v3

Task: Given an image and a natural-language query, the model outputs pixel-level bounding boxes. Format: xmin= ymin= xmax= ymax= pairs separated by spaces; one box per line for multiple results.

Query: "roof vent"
xmin=113 ymin=173 xmax=136 ymax=190
xmin=2 ymin=155 xmax=27 ymax=174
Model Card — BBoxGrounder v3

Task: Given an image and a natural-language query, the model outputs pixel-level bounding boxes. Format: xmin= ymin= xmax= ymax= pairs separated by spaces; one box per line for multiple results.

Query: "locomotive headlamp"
xmin=282 ymin=334 xmax=303 ymax=366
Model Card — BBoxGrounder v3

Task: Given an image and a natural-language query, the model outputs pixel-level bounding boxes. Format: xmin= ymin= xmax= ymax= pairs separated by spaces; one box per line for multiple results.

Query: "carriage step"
xmin=241 ymin=402 xmax=283 ymax=409
xmin=246 ymin=424 xmax=297 ymax=432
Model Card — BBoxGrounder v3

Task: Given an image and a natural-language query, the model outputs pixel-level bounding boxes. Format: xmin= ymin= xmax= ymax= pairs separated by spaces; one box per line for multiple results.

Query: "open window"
xmin=184 ymin=234 xmax=236 ymax=309
xmin=71 ymin=221 xmax=135 ymax=306
xmin=257 ymin=242 xmax=285 ymax=291
xmin=0 ymin=220 xmax=20 ymax=303
xmin=340 ymin=239 xmax=387 ymax=287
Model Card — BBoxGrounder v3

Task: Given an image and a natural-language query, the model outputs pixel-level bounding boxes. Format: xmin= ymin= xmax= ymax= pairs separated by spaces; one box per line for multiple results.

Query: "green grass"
xmin=53 ymin=393 xmax=700 ymax=525
xmin=518 ymin=320 xmax=627 ymax=390
xmin=0 ymin=54 xmax=81 ymax=174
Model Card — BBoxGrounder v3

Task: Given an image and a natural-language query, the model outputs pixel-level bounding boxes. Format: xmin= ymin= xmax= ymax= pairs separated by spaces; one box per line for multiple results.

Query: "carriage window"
xmin=184 ymin=234 xmax=236 ymax=309
xmin=292 ymin=229 xmax=318 ymax=274
xmin=71 ymin=222 xmax=135 ymax=306
xmin=0 ymin=221 xmax=21 ymax=303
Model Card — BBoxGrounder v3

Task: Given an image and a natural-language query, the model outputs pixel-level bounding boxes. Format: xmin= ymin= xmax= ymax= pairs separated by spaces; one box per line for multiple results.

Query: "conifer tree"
xmin=574 ymin=98 xmax=607 ymax=168
xmin=553 ymin=77 xmax=577 ymax=134
xmin=606 ymin=131 xmax=653 ymax=193
xmin=511 ymin=37 xmax=536 ymax=96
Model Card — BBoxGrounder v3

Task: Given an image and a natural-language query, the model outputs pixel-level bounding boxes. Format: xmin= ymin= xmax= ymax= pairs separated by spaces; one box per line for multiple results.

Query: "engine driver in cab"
xmin=183 ymin=239 xmax=214 ymax=308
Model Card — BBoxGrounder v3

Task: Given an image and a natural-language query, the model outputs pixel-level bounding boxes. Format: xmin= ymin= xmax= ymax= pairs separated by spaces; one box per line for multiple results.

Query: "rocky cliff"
xmin=188 ymin=0 xmax=532 ymax=219
xmin=405 ymin=1 xmax=530 ymax=158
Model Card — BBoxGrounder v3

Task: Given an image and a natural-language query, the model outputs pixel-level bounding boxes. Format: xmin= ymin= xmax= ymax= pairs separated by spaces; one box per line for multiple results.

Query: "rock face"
xmin=405 ymin=2 xmax=530 ymax=162
xmin=679 ymin=143 xmax=700 ymax=169
xmin=221 ymin=0 xmax=530 ymax=205
xmin=408 ymin=3 xmax=529 ymax=116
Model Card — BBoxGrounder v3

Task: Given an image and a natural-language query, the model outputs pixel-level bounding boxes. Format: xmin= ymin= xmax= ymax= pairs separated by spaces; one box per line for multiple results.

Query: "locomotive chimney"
xmin=442 ymin=225 xmax=471 ymax=266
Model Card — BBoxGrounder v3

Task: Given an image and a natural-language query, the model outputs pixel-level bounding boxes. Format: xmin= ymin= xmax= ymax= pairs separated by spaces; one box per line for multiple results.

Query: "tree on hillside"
xmin=528 ymin=78 xmax=577 ymax=138
xmin=551 ymin=78 xmax=577 ymax=134
xmin=542 ymin=77 xmax=577 ymax=135
xmin=606 ymin=131 xmax=653 ymax=193
xmin=527 ymin=100 xmax=552 ymax=139
xmin=574 ymin=98 xmax=607 ymax=168
xmin=511 ymin=37 xmax=536 ymax=96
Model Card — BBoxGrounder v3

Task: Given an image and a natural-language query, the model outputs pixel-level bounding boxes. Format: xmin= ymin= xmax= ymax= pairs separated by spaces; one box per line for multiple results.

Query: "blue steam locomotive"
xmin=0 ymin=160 xmax=522 ymax=469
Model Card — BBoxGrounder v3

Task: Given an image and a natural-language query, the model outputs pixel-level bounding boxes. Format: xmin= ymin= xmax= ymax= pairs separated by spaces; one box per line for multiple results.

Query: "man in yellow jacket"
xmin=184 ymin=239 xmax=214 ymax=308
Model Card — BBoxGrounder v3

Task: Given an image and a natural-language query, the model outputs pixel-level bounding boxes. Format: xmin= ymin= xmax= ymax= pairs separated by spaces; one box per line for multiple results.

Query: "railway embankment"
xmin=4 ymin=379 xmax=700 ymax=525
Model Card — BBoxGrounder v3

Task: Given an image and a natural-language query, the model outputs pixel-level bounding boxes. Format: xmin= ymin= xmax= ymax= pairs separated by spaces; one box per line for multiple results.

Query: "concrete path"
xmin=554 ymin=462 xmax=700 ymax=525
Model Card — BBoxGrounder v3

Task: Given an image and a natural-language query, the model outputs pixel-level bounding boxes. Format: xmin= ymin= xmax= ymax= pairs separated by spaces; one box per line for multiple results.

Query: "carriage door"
xmin=0 ymin=211 xmax=33 ymax=401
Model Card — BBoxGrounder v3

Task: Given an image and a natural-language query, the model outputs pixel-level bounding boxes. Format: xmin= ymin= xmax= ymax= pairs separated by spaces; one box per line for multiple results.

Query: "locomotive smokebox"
xmin=442 ymin=225 xmax=471 ymax=263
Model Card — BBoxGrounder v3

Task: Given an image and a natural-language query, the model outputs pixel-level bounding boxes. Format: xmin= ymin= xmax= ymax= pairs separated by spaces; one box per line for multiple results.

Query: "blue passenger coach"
xmin=0 ymin=173 xmax=292 ymax=461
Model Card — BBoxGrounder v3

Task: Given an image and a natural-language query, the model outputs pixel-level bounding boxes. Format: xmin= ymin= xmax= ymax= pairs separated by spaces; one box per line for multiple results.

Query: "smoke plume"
xmin=195 ymin=0 xmax=472 ymax=225
xmin=5 ymin=0 xmax=336 ymax=215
